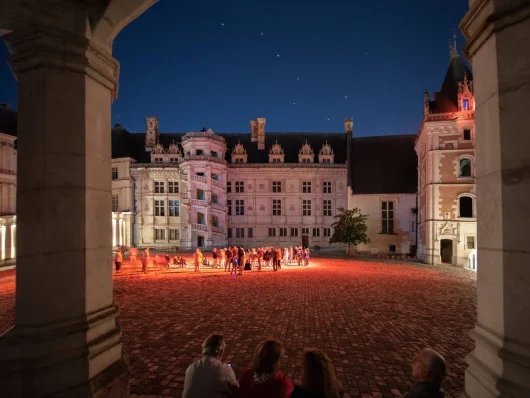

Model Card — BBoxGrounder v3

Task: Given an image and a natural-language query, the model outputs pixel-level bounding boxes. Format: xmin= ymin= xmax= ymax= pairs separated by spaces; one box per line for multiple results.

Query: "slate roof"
xmin=0 ymin=104 xmax=17 ymax=136
xmin=430 ymin=56 xmax=473 ymax=114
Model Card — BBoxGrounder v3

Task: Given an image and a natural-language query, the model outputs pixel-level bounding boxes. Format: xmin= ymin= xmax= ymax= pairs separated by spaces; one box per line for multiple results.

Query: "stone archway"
xmin=0 ymin=1 xmax=158 ymax=396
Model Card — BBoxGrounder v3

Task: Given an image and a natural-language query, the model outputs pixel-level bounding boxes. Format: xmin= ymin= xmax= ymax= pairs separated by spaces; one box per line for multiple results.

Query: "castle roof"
xmin=430 ymin=56 xmax=473 ymax=114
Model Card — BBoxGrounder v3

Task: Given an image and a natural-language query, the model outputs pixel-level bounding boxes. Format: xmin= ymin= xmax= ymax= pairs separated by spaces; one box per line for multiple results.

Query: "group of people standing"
xmin=183 ymin=334 xmax=448 ymax=398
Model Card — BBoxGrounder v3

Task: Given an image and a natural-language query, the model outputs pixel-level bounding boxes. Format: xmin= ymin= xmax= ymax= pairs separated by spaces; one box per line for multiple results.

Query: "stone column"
xmin=460 ymin=1 xmax=530 ymax=397
xmin=0 ymin=24 xmax=126 ymax=396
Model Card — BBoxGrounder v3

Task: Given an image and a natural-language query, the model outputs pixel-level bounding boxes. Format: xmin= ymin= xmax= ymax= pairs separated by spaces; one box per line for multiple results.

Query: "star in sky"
xmin=276 ymin=54 xmax=280 ymax=58
xmin=293 ymin=102 xmax=296 ymax=105
xmin=260 ymin=32 xmax=264 ymax=36
xmin=296 ymin=77 xmax=300 ymax=80
xmin=221 ymin=22 xmax=225 ymax=26
xmin=344 ymin=95 xmax=348 ymax=99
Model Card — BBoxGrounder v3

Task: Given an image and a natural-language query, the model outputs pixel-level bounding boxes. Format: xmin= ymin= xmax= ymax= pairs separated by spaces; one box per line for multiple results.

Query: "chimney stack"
xmin=250 ymin=120 xmax=258 ymax=142
xmin=250 ymin=118 xmax=266 ymax=150
xmin=345 ymin=117 xmax=353 ymax=189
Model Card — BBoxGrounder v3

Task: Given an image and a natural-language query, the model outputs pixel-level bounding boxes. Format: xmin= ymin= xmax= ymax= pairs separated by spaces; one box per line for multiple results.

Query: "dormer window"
xmin=169 ymin=157 xmax=178 ymax=163
xmin=298 ymin=141 xmax=314 ymax=163
xmin=269 ymin=141 xmax=285 ymax=163
xmin=318 ymin=141 xmax=334 ymax=163
xmin=462 ymin=99 xmax=469 ymax=110
xmin=458 ymin=72 xmax=474 ymax=112
xmin=154 ymin=157 xmax=163 ymax=163
xmin=231 ymin=142 xmax=248 ymax=164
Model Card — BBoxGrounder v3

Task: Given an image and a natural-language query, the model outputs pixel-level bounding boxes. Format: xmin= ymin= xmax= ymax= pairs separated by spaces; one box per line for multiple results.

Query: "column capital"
xmin=460 ymin=0 xmax=530 ymax=58
xmin=4 ymin=26 xmax=120 ymax=100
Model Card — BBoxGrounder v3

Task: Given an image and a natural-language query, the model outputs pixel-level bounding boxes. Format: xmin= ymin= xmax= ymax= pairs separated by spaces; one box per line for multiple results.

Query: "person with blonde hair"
xmin=193 ymin=248 xmax=203 ymax=272
xmin=237 ymin=339 xmax=294 ymax=397
xmin=291 ymin=349 xmax=343 ymax=398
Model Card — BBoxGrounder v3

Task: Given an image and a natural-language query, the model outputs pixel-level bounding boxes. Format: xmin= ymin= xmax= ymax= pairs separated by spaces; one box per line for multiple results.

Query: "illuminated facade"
xmin=0 ymin=104 xmax=16 ymax=265
xmin=415 ymin=44 xmax=477 ymax=268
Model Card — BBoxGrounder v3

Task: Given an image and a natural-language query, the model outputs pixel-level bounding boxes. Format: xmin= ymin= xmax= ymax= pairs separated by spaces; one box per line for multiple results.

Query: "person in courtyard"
xmin=140 ymin=247 xmax=149 ymax=274
xmin=183 ymin=334 xmax=239 ymax=398
xmin=212 ymin=248 xmax=218 ymax=268
xmin=231 ymin=246 xmax=239 ymax=275
xmin=225 ymin=247 xmax=233 ymax=272
xmin=114 ymin=248 xmax=123 ymax=274
xmin=237 ymin=339 xmax=294 ymax=398
xmin=219 ymin=248 xmax=226 ymax=269
xmin=403 ymin=348 xmax=446 ymax=398
xmin=238 ymin=246 xmax=245 ymax=275
xmin=272 ymin=247 xmax=279 ymax=271
xmin=290 ymin=348 xmax=343 ymax=398
xmin=275 ymin=247 xmax=283 ymax=270
xmin=193 ymin=248 xmax=203 ymax=273
xmin=304 ymin=248 xmax=310 ymax=266
xmin=164 ymin=253 xmax=171 ymax=269
xmin=289 ymin=246 xmax=293 ymax=264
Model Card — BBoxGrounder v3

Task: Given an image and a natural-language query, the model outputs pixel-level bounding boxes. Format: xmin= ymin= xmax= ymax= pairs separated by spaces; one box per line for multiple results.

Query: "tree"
xmin=329 ymin=207 xmax=370 ymax=252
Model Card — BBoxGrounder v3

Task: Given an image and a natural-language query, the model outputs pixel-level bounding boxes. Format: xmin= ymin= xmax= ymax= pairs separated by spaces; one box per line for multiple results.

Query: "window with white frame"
xmin=112 ymin=167 xmax=118 ymax=180
xmin=467 ymin=236 xmax=476 ymax=249
xmin=155 ymin=200 xmax=165 ymax=216
xmin=155 ymin=181 xmax=165 ymax=193
xmin=279 ymin=227 xmax=287 ymax=237
xmin=272 ymin=181 xmax=282 ymax=193
xmin=169 ymin=229 xmax=180 ymax=240
xmin=112 ymin=195 xmax=118 ymax=212
xmin=155 ymin=228 xmax=165 ymax=240
xmin=302 ymin=200 xmax=312 ymax=216
xmin=235 ymin=181 xmax=244 ymax=193
xmin=268 ymin=228 xmax=276 ymax=237
xmin=291 ymin=228 xmax=298 ymax=237
xmin=459 ymin=196 xmax=473 ymax=218
xmin=273 ymin=199 xmax=282 ymax=216
xmin=323 ymin=181 xmax=331 ymax=193
xmin=459 ymin=158 xmax=472 ymax=177
xmin=323 ymin=200 xmax=332 ymax=216
xmin=235 ymin=199 xmax=244 ymax=215
xmin=323 ymin=228 xmax=331 ymax=237
xmin=302 ymin=181 xmax=312 ymax=193
xmin=169 ymin=200 xmax=179 ymax=217
xmin=168 ymin=181 xmax=179 ymax=193
xmin=312 ymin=228 xmax=320 ymax=237
xmin=236 ymin=228 xmax=245 ymax=238
xmin=381 ymin=201 xmax=394 ymax=234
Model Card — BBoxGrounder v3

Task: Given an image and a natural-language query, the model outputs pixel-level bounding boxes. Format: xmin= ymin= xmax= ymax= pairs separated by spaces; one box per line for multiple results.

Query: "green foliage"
xmin=329 ymin=207 xmax=370 ymax=249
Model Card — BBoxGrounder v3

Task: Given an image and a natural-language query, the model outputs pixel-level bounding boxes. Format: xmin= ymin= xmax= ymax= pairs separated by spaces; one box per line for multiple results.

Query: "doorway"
xmin=197 ymin=236 xmax=204 ymax=247
xmin=440 ymin=239 xmax=453 ymax=263
xmin=302 ymin=235 xmax=309 ymax=249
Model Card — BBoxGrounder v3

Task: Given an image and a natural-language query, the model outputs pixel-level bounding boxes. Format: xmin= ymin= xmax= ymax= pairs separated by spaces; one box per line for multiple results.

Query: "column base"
xmin=463 ymin=323 xmax=530 ymax=398
xmin=0 ymin=304 xmax=129 ymax=397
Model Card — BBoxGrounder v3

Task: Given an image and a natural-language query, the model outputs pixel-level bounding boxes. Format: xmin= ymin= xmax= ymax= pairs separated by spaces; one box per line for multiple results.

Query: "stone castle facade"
xmin=0 ymin=48 xmax=476 ymax=268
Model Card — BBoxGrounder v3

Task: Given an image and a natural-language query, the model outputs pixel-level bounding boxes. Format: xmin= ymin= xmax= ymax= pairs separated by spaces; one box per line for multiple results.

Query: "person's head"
xmin=302 ymin=349 xmax=342 ymax=398
xmin=202 ymin=334 xmax=226 ymax=358
xmin=411 ymin=348 xmax=446 ymax=386
xmin=196 ymin=248 xmax=200 ymax=253
xmin=253 ymin=339 xmax=284 ymax=375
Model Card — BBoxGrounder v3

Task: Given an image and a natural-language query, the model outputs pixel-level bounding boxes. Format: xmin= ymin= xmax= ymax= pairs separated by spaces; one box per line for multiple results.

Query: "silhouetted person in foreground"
xmin=403 ymin=348 xmax=446 ymax=398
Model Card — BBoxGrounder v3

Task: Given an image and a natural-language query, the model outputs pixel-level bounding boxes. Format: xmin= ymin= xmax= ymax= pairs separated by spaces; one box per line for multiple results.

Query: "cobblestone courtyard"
xmin=0 ymin=257 xmax=476 ymax=397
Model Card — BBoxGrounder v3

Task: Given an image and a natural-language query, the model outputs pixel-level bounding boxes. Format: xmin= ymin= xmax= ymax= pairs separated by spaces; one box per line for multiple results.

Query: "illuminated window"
xmin=382 ymin=201 xmax=394 ymax=234
xmin=112 ymin=195 xmax=118 ymax=212
xmin=463 ymin=99 xmax=470 ymax=110
xmin=459 ymin=158 xmax=472 ymax=177
xmin=169 ymin=200 xmax=179 ymax=217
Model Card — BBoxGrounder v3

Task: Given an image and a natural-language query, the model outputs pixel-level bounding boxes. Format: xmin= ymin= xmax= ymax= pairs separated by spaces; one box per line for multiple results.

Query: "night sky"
xmin=0 ymin=0 xmax=469 ymax=136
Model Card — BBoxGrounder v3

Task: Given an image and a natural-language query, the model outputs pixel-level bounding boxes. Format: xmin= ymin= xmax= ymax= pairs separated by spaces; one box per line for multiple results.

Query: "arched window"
xmin=459 ymin=196 xmax=473 ymax=218
xmin=459 ymin=158 xmax=472 ymax=177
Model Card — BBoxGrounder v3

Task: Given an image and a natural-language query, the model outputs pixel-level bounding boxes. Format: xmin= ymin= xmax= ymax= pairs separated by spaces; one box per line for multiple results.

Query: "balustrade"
xmin=192 ymin=223 xmax=208 ymax=232
xmin=192 ymin=174 xmax=208 ymax=183
xmin=191 ymin=199 xmax=208 ymax=207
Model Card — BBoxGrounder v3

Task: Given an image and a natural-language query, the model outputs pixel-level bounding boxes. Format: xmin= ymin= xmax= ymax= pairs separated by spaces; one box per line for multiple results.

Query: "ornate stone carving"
xmin=269 ymin=141 xmax=284 ymax=155
xmin=299 ymin=141 xmax=314 ymax=155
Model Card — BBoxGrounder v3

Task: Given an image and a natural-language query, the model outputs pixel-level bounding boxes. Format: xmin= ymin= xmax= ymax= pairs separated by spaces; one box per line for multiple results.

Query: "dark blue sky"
xmin=0 ymin=0 xmax=468 ymax=136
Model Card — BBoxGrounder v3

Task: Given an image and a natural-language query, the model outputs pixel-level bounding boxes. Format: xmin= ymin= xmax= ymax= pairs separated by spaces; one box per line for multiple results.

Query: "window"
xmin=312 ymin=228 xmax=320 ymax=237
xmin=196 ymin=188 xmax=206 ymax=200
xmin=227 ymin=200 xmax=232 ymax=216
xmin=273 ymin=199 xmax=282 ymax=216
xmin=302 ymin=181 xmax=312 ymax=193
xmin=381 ymin=201 xmax=394 ymax=234
xmin=235 ymin=181 xmax=244 ymax=193
xmin=169 ymin=200 xmax=179 ymax=217
xmin=196 ymin=149 xmax=203 ymax=155
xmin=228 ymin=228 xmax=232 ymax=238
xmin=459 ymin=196 xmax=473 ymax=217
xmin=235 ymin=158 xmax=244 ymax=164
xmin=389 ymin=245 xmax=396 ymax=253
xmin=467 ymin=236 xmax=476 ymax=249
xmin=112 ymin=167 xmax=118 ymax=180
xmin=211 ymin=151 xmax=218 ymax=158
xmin=272 ymin=158 xmax=281 ymax=163
xmin=196 ymin=172 xmax=205 ymax=177
xmin=155 ymin=181 xmax=165 ymax=193
xmin=268 ymin=228 xmax=276 ymax=237
xmin=235 ymin=199 xmax=245 ymax=216
xmin=248 ymin=228 xmax=253 ymax=238
xmin=169 ymin=229 xmax=180 ymax=240
xmin=463 ymin=129 xmax=471 ymax=141
xmin=112 ymin=195 xmax=118 ymax=212
xmin=279 ymin=227 xmax=287 ymax=237
xmin=323 ymin=181 xmax=331 ymax=194
xmin=323 ymin=200 xmax=332 ymax=216
xmin=155 ymin=228 xmax=165 ymax=240
xmin=211 ymin=215 xmax=219 ymax=227
xmin=154 ymin=157 xmax=163 ymax=163
xmin=197 ymin=212 xmax=206 ymax=224
xmin=410 ymin=221 xmax=416 ymax=232
xmin=291 ymin=228 xmax=298 ymax=237
xmin=169 ymin=181 xmax=179 ymax=193
xmin=459 ymin=158 xmax=472 ymax=177
xmin=321 ymin=158 xmax=331 ymax=163
xmin=302 ymin=227 xmax=309 ymax=235
xmin=323 ymin=228 xmax=331 ymax=237
xmin=227 ymin=182 xmax=232 ymax=193
xmin=302 ymin=200 xmax=312 ymax=216
xmin=302 ymin=158 xmax=310 ymax=163
xmin=236 ymin=228 xmax=245 ymax=238
xmin=169 ymin=157 xmax=178 ymax=163
xmin=212 ymin=173 xmax=219 ymax=181
xmin=212 ymin=193 xmax=219 ymax=204
xmin=272 ymin=181 xmax=282 ymax=193
xmin=155 ymin=200 xmax=165 ymax=216
xmin=463 ymin=99 xmax=470 ymax=110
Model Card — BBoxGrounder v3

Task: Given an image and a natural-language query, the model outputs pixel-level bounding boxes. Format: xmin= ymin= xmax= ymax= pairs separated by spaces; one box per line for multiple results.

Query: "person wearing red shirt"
xmin=237 ymin=339 xmax=294 ymax=398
